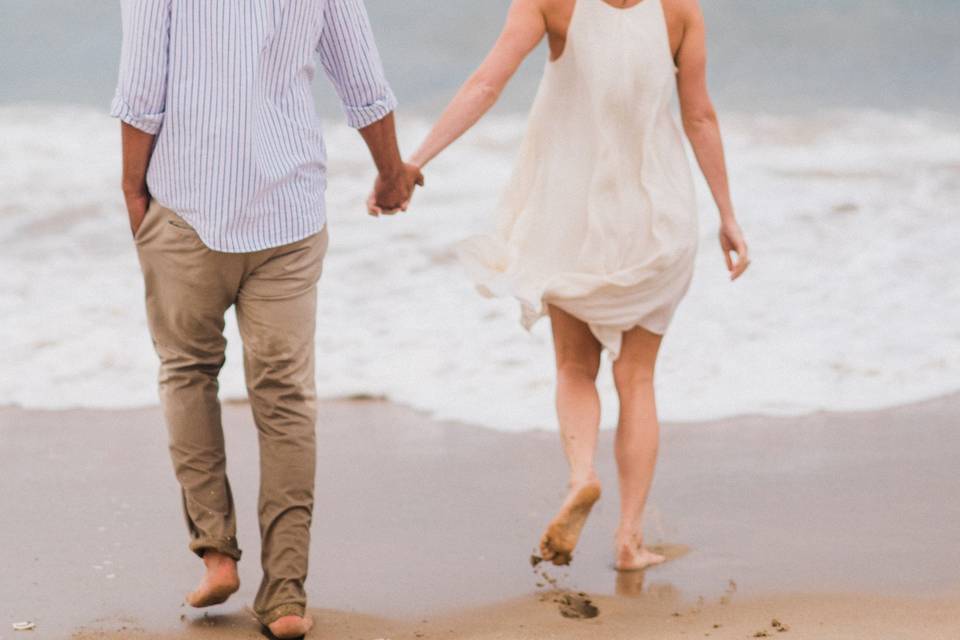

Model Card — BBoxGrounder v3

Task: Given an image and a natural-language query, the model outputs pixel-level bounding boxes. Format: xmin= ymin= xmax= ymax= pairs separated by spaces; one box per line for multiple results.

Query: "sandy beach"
xmin=3 ymin=2 xmax=959 ymax=640
xmin=1 ymin=394 xmax=958 ymax=639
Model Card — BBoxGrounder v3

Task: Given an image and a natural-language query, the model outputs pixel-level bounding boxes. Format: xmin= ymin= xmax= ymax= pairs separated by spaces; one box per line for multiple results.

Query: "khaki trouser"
xmin=135 ymin=201 xmax=329 ymax=625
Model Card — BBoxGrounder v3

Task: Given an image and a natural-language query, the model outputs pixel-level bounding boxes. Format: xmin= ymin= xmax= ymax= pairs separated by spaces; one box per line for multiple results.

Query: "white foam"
xmin=1 ymin=105 xmax=958 ymax=430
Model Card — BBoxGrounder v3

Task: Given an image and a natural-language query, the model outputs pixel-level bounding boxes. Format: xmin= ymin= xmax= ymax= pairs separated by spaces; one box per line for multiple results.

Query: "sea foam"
xmin=1 ymin=105 xmax=958 ymax=430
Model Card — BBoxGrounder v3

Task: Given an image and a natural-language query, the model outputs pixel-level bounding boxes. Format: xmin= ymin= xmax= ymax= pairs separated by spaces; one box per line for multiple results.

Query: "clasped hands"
xmin=366 ymin=163 xmax=424 ymax=216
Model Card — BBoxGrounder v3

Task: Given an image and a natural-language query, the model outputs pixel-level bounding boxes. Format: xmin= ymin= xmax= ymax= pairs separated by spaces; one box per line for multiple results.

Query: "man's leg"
xmin=234 ymin=227 xmax=329 ymax=634
xmin=136 ymin=203 xmax=245 ymax=603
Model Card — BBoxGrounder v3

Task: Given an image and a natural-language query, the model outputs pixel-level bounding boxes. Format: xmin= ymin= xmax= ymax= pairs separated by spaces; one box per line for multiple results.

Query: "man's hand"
xmin=124 ymin=187 xmax=151 ymax=238
xmin=367 ymin=163 xmax=425 ymax=216
xmin=357 ymin=113 xmax=425 ymax=216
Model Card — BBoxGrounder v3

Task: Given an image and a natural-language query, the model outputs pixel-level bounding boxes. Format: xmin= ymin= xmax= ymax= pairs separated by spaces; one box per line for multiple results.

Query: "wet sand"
xmin=1 ymin=394 xmax=958 ymax=639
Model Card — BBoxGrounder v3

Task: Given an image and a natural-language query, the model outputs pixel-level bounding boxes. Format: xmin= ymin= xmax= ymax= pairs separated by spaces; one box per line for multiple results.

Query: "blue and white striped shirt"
xmin=111 ymin=0 xmax=397 ymax=252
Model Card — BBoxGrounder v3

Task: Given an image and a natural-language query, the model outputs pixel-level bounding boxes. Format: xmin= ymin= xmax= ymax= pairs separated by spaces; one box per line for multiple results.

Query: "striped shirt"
xmin=111 ymin=0 xmax=397 ymax=252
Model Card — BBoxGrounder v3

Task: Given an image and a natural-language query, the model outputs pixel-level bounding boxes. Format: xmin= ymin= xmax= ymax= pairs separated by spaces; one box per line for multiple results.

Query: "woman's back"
xmin=459 ymin=0 xmax=699 ymax=356
xmin=541 ymin=0 xmax=685 ymax=62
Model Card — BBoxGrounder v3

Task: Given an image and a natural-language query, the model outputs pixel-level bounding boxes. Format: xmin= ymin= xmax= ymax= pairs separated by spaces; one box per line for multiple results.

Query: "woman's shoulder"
xmin=538 ymin=0 xmax=577 ymax=30
xmin=508 ymin=0 xmax=562 ymax=23
xmin=661 ymin=0 xmax=702 ymax=21
xmin=661 ymin=0 xmax=703 ymax=43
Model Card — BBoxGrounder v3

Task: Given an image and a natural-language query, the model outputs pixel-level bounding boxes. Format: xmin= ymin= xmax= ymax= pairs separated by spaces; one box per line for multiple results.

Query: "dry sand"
xmin=1 ymin=394 xmax=958 ymax=639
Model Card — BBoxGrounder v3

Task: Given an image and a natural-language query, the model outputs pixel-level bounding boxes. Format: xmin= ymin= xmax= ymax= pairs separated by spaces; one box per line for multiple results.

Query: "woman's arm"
xmin=408 ymin=0 xmax=547 ymax=170
xmin=675 ymin=0 xmax=750 ymax=280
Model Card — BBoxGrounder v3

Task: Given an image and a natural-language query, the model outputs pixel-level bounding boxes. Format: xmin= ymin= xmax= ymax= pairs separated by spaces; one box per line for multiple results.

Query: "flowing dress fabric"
xmin=458 ymin=0 xmax=699 ymax=359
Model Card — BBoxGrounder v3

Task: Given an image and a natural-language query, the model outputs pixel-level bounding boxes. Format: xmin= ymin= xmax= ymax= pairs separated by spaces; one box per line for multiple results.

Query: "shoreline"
xmin=2 ymin=383 xmax=959 ymax=431
xmin=1 ymin=394 xmax=958 ymax=638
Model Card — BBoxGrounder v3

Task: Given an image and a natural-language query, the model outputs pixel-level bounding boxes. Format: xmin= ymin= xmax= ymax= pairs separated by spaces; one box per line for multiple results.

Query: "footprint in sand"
xmin=530 ymin=555 xmax=598 ymax=619
xmin=555 ymin=592 xmax=599 ymax=619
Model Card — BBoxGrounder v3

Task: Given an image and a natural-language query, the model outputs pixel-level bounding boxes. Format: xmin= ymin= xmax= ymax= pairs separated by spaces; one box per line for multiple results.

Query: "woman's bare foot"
xmin=185 ymin=551 xmax=240 ymax=608
xmin=539 ymin=479 xmax=602 ymax=566
xmin=268 ymin=615 xmax=314 ymax=639
xmin=615 ymin=533 xmax=666 ymax=571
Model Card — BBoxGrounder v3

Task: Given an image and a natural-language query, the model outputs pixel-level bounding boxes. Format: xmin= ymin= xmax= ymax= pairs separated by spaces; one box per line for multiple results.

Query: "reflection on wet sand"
xmin=615 ymin=568 xmax=647 ymax=597
xmin=615 ymin=543 xmax=691 ymax=597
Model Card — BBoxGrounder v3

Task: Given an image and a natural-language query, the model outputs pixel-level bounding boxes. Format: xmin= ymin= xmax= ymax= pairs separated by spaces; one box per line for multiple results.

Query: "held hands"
xmin=719 ymin=218 xmax=750 ymax=281
xmin=367 ymin=163 xmax=425 ymax=216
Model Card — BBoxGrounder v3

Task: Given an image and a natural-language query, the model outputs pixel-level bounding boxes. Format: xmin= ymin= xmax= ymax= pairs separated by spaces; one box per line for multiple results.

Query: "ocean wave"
xmin=1 ymin=104 xmax=958 ymax=430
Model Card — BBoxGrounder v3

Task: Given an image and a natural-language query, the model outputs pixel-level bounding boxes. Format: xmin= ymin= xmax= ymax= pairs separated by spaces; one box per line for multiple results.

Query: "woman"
xmin=397 ymin=0 xmax=749 ymax=570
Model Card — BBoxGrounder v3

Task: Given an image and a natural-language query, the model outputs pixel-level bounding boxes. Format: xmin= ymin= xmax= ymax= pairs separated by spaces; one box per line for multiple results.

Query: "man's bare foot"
xmin=615 ymin=533 xmax=666 ymax=571
xmin=268 ymin=615 xmax=314 ymax=639
xmin=539 ymin=479 xmax=602 ymax=566
xmin=185 ymin=551 xmax=240 ymax=608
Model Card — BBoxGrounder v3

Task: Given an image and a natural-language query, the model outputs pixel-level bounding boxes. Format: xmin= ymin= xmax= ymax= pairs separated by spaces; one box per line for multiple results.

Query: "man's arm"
xmin=120 ymin=123 xmax=156 ymax=236
xmin=110 ymin=0 xmax=171 ymax=236
xmin=317 ymin=0 xmax=421 ymax=214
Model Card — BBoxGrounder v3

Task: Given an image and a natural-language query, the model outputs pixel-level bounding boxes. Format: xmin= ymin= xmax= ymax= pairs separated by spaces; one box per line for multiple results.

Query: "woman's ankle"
xmin=569 ymin=470 xmax=600 ymax=488
xmin=614 ymin=526 xmax=642 ymax=546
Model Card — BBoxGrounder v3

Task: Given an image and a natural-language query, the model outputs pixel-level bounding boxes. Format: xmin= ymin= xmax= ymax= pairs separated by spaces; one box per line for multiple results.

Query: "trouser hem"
xmin=189 ymin=537 xmax=242 ymax=562
xmin=257 ymin=602 xmax=307 ymax=626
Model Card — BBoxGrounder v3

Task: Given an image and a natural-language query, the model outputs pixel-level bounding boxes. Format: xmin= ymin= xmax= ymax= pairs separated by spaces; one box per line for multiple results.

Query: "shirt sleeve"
xmin=317 ymin=0 xmax=398 ymax=129
xmin=110 ymin=0 xmax=172 ymax=135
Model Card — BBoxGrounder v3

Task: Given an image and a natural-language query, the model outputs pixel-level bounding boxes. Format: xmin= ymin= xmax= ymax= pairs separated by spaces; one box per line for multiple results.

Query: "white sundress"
xmin=458 ymin=0 xmax=699 ymax=359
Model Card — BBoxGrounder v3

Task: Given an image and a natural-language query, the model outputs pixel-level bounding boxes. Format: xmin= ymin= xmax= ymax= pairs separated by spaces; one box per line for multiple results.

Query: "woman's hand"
xmin=719 ymin=218 xmax=750 ymax=281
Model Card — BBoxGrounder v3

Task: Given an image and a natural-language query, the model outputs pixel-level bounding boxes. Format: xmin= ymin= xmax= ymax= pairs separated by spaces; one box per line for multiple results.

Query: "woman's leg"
xmin=612 ymin=325 xmax=666 ymax=571
xmin=539 ymin=305 xmax=604 ymax=566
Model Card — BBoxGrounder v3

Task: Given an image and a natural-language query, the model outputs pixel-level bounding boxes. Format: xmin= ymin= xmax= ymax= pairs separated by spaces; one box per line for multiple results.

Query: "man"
xmin=111 ymin=1 xmax=421 ymax=637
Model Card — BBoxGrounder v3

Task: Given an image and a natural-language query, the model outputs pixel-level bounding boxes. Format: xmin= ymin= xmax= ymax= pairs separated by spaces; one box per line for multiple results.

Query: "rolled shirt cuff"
xmin=343 ymin=89 xmax=398 ymax=129
xmin=110 ymin=94 xmax=165 ymax=135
